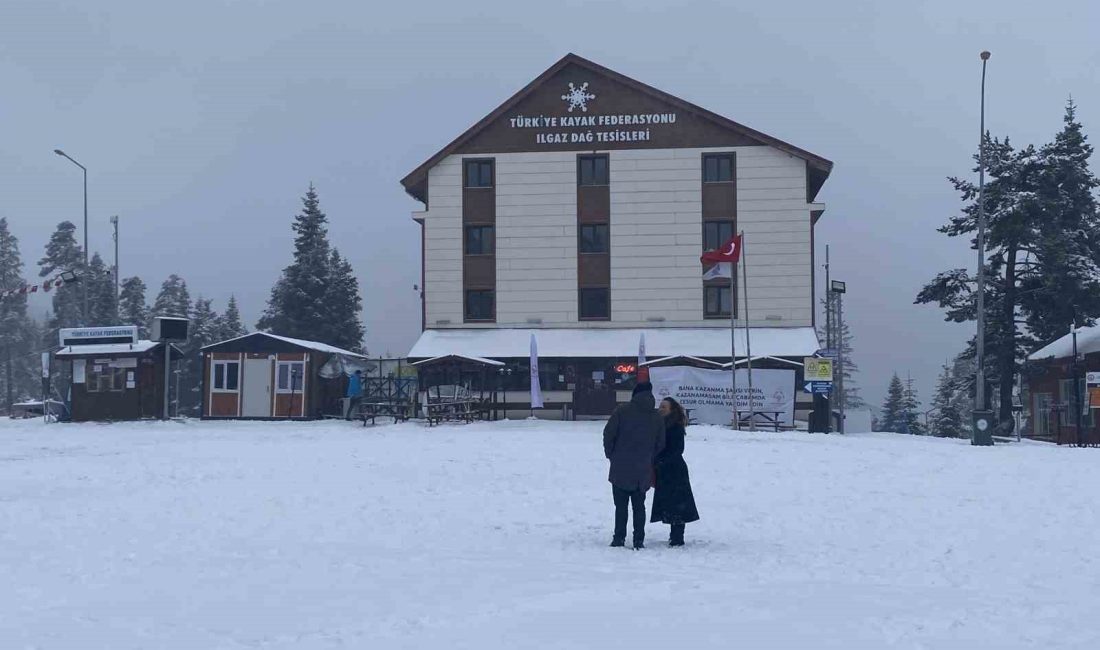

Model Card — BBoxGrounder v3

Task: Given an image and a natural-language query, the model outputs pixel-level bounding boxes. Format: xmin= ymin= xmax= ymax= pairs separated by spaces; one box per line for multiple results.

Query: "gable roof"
xmin=401 ymin=53 xmax=833 ymax=204
xmin=202 ymin=331 xmax=367 ymax=358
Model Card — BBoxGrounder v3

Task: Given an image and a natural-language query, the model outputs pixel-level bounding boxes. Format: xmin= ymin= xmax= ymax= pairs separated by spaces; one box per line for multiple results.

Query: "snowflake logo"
xmin=561 ymin=82 xmax=595 ymax=112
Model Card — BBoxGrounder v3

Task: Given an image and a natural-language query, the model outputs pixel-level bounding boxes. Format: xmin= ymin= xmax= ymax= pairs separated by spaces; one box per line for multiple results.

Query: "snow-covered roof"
xmin=55 ymin=341 xmax=164 ymax=357
xmin=410 ymin=354 xmax=506 ymax=367
xmin=1028 ymin=325 xmax=1100 ymax=361
xmin=408 ymin=327 xmax=820 ymax=360
xmin=640 ymin=355 xmax=726 ymax=368
xmin=725 ymin=355 xmax=806 ymax=368
xmin=202 ymin=332 xmax=367 ymax=358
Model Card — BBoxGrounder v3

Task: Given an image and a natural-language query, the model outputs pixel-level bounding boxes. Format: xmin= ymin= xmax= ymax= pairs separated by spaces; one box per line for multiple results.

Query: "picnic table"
xmin=737 ymin=411 xmax=783 ymax=431
xmin=359 ymin=401 xmax=412 ymax=426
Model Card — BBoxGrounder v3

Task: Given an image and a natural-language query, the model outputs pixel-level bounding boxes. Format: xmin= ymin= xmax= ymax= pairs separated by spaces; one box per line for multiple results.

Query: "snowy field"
xmin=3 ymin=418 xmax=1100 ymax=649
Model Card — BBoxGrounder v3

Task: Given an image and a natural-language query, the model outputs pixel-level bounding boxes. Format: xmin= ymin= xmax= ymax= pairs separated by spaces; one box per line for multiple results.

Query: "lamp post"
xmin=830 ymin=280 xmax=846 ymax=434
xmin=972 ymin=51 xmax=995 ymax=446
xmin=53 ymin=149 xmax=89 ymax=323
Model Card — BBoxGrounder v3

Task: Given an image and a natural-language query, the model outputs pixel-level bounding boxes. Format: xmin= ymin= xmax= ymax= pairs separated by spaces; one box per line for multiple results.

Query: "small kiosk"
xmin=54 ymin=326 xmax=183 ymax=422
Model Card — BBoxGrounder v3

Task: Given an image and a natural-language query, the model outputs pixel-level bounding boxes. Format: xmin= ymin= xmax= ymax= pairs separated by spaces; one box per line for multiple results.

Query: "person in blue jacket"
xmin=346 ymin=370 xmax=364 ymax=419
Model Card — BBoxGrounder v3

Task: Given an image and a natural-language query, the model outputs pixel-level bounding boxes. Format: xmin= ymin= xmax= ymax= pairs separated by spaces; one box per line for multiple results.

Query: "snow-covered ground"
xmin=3 ymin=418 xmax=1099 ymax=649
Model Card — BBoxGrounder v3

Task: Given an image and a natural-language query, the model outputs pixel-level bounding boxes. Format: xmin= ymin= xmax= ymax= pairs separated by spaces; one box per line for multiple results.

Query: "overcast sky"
xmin=2 ymin=0 xmax=1098 ymax=411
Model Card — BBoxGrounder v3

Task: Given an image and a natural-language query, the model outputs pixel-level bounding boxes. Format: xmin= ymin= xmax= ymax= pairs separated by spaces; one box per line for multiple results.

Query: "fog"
xmin=2 ymin=0 xmax=1097 ymax=411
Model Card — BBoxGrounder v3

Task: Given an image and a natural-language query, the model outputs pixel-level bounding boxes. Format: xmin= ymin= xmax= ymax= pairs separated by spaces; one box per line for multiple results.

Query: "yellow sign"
xmin=804 ymin=358 xmax=834 ymax=382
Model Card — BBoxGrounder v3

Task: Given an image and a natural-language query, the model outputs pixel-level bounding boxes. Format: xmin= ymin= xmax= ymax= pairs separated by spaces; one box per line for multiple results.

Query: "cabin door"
xmin=241 ymin=357 xmax=273 ymax=417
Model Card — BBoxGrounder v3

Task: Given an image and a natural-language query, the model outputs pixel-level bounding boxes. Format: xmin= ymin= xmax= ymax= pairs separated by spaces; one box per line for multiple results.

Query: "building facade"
xmin=402 ymin=54 xmax=832 ymax=418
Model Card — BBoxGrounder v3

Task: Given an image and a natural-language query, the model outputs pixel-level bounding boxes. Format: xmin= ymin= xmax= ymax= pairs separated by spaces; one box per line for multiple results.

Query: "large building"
xmin=402 ymin=54 xmax=832 ymax=418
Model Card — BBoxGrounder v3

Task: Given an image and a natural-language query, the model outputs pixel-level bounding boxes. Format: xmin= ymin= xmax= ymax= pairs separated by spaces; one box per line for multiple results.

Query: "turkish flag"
xmin=700 ymin=234 xmax=743 ymax=264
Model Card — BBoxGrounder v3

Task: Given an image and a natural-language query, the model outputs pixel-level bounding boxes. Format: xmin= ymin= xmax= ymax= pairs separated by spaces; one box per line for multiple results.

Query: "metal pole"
xmin=82 ymin=165 xmax=88 ymax=323
xmin=1074 ymin=326 xmax=1083 ymax=446
xmin=975 ymin=51 xmax=991 ymax=431
xmin=730 ymin=271 xmax=739 ymax=430
xmin=111 ymin=216 xmax=119 ymax=314
xmin=825 ymin=245 xmax=832 ymax=349
xmin=837 ymin=290 xmax=845 ymax=434
xmin=741 ymin=232 xmax=755 ymax=431
xmin=162 ymin=343 xmax=170 ymax=420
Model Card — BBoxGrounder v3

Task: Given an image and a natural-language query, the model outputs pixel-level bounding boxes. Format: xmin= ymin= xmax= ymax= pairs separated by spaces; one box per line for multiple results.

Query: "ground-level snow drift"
xmin=2 ymin=419 xmax=1098 ymax=649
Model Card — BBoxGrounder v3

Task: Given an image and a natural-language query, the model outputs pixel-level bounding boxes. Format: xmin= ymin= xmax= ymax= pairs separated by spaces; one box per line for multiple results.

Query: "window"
xmin=212 ymin=360 xmax=240 ymax=392
xmin=464 ymin=159 xmax=494 ymax=188
xmin=277 ymin=361 xmax=305 ymax=393
xmin=578 ymin=155 xmax=609 ymax=186
xmin=579 ymin=224 xmax=609 ymax=253
xmin=87 ymin=364 xmax=125 ymax=392
xmin=703 ymin=221 xmax=734 ymax=251
xmin=1058 ymin=379 xmax=1091 ymax=426
xmin=465 ymin=290 xmax=495 ymax=321
xmin=704 ymin=285 xmax=732 ymax=318
xmin=579 ymin=287 xmax=610 ymax=320
xmin=465 ymin=225 xmax=494 ymax=255
xmin=703 ymin=154 xmax=734 ymax=183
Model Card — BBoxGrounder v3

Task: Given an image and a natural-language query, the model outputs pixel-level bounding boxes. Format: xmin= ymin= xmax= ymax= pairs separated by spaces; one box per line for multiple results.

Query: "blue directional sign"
xmin=816 ymin=348 xmax=839 ymax=359
xmin=804 ymin=381 xmax=832 ymax=394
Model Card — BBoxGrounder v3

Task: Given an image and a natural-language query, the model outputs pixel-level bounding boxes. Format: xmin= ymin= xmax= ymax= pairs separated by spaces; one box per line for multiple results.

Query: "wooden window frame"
xmin=704 ymin=283 xmax=736 ymax=319
xmin=702 ymin=153 xmax=735 ymax=184
xmin=703 ymin=220 xmax=734 ymax=252
xmin=464 ymin=159 xmax=495 ymax=188
xmin=464 ymin=289 xmax=496 ymax=323
xmin=211 ymin=360 xmax=240 ymax=393
xmin=577 ymin=154 xmax=610 ymax=187
xmin=578 ymin=223 xmax=610 ymax=254
xmin=464 ymin=225 xmax=495 ymax=256
xmin=276 ymin=360 xmax=305 ymax=394
xmin=579 ymin=287 xmax=611 ymax=321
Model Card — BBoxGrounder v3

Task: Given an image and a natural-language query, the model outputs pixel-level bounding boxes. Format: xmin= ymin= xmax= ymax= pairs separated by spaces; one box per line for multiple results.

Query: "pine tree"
xmin=818 ymin=295 xmax=865 ymax=409
xmin=118 ymin=276 xmax=149 ymax=337
xmin=930 ymin=363 xmax=965 ymax=438
xmin=881 ymin=374 xmax=906 ymax=433
xmin=258 ymin=185 xmax=363 ymax=350
xmin=212 ymin=295 xmax=247 ymax=342
xmin=0 ymin=219 xmax=41 ymax=411
xmin=319 ymin=249 xmax=365 ymax=352
xmin=902 ymin=373 xmax=925 ymax=434
xmin=179 ymin=297 xmax=219 ymax=416
xmin=85 ymin=253 xmax=117 ymax=326
xmin=152 ymin=274 xmax=191 ymax=318
xmin=38 ymin=221 xmax=85 ymax=342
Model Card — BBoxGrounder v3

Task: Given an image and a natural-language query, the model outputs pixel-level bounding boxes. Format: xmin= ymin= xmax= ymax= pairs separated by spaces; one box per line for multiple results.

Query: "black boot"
xmin=669 ymin=523 xmax=685 ymax=547
xmin=610 ymin=537 xmax=625 ymax=548
xmin=632 ymin=534 xmax=645 ymax=550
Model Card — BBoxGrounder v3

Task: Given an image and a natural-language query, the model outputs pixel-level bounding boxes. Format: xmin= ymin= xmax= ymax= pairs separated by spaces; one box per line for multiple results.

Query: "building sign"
xmin=804 ymin=358 xmax=834 ymax=383
xmin=614 ymin=363 xmax=636 ymax=374
xmin=59 ymin=326 xmax=138 ymax=347
xmin=649 ymin=366 xmax=795 ymax=427
xmin=1088 ymin=372 xmax=1100 ymax=409
xmin=508 ymin=82 xmax=679 ymax=145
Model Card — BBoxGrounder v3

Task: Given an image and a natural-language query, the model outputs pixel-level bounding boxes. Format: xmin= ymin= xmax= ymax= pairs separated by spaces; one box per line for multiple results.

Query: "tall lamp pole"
xmin=53 ymin=149 xmax=89 ymax=324
xmin=972 ymin=51 xmax=995 ymax=446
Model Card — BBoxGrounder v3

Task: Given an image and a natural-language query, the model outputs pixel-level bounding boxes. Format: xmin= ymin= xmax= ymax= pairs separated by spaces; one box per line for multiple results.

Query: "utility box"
xmin=972 ymin=410 xmax=994 ymax=446
xmin=152 ymin=316 xmax=189 ymax=342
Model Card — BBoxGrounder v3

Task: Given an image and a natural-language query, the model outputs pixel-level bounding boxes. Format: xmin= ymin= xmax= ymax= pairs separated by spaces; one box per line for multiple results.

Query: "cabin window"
xmin=703 ymin=153 xmax=734 ymax=183
xmin=578 ymin=155 xmax=609 ymax=186
xmin=276 ymin=361 xmax=305 ymax=393
xmin=86 ymin=364 xmax=125 ymax=392
xmin=465 ymin=290 xmax=495 ymax=322
xmin=703 ymin=221 xmax=734 ymax=251
xmin=579 ymin=287 xmax=610 ymax=320
xmin=464 ymin=159 xmax=494 ymax=188
xmin=212 ymin=360 xmax=240 ymax=392
xmin=704 ymin=285 xmax=733 ymax=318
xmin=579 ymin=224 xmax=610 ymax=253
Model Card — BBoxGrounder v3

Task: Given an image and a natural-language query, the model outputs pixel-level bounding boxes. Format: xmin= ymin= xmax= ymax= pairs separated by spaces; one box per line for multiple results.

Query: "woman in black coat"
xmin=650 ymin=397 xmax=700 ymax=546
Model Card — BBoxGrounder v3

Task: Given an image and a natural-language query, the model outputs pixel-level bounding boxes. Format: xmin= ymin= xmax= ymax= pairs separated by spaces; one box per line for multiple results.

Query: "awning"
xmin=640 ymin=355 xmax=726 ymax=368
xmin=725 ymin=355 xmax=806 ymax=368
xmin=411 ymin=354 xmax=505 ymax=367
xmin=55 ymin=341 xmax=183 ymax=359
xmin=408 ymin=327 xmax=820 ymax=360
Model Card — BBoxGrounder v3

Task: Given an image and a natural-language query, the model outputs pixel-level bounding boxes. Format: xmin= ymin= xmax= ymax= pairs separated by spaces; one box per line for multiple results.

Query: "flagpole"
xmin=741 ymin=232 xmax=755 ymax=432
xmin=730 ymin=272 xmax=739 ymax=430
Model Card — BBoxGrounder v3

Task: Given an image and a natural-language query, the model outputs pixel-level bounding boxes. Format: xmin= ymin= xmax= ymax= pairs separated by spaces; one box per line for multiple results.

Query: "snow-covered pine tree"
xmin=38 ymin=221 xmax=85 ymax=344
xmin=118 ymin=276 xmax=149 ymax=337
xmin=257 ymin=184 xmax=331 ymax=338
xmin=0 ymin=218 xmax=41 ymax=411
xmin=212 ymin=295 xmax=246 ymax=342
xmin=179 ymin=297 xmax=219 ymax=415
xmin=86 ymin=253 xmax=117 ymax=326
xmin=817 ymin=295 xmax=865 ymax=409
xmin=930 ymin=363 xmax=965 ymax=438
xmin=1020 ymin=100 xmax=1100 ymax=344
xmin=881 ymin=374 xmax=906 ymax=433
xmin=903 ymin=373 xmax=925 ymax=435
xmin=320 ymin=249 xmax=364 ymax=353
xmin=152 ymin=275 xmax=191 ymax=318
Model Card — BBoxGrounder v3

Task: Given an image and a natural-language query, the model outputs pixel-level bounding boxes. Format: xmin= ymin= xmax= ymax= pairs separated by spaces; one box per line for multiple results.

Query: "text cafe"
xmin=54 ymin=326 xmax=183 ymax=421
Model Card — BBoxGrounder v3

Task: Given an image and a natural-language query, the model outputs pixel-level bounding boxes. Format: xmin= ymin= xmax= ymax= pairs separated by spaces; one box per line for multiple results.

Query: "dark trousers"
xmin=612 ymin=486 xmax=647 ymax=542
xmin=346 ymin=396 xmax=362 ymax=420
xmin=670 ymin=523 xmax=685 ymax=545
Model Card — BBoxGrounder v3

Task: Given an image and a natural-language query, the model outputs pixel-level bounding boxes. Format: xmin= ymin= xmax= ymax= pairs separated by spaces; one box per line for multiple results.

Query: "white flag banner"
xmin=529 ymin=333 xmax=544 ymax=409
xmin=702 ymin=262 xmax=733 ymax=280
xmin=649 ymin=365 xmax=795 ymax=427
xmin=638 ymin=332 xmax=646 ymax=368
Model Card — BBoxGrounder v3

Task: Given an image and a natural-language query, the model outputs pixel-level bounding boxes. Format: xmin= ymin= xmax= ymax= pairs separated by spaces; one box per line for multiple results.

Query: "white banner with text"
xmin=649 ymin=366 xmax=796 ymax=427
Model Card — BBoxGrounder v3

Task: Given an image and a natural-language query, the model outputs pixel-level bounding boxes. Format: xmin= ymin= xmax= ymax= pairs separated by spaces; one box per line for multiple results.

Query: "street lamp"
xmin=830 ymin=280 xmax=846 ymax=434
xmin=53 ymin=149 xmax=89 ymax=324
xmin=973 ymin=51 xmax=994 ymax=446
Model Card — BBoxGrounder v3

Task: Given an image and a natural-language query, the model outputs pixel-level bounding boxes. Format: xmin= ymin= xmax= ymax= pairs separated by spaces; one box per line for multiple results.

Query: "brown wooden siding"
xmin=578 ymin=253 xmax=610 ymax=286
xmin=578 ymin=185 xmax=610 ymax=222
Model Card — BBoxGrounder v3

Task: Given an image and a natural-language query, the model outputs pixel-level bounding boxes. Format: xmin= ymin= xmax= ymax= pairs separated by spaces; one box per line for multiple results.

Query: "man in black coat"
xmin=603 ymin=381 xmax=665 ymax=549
